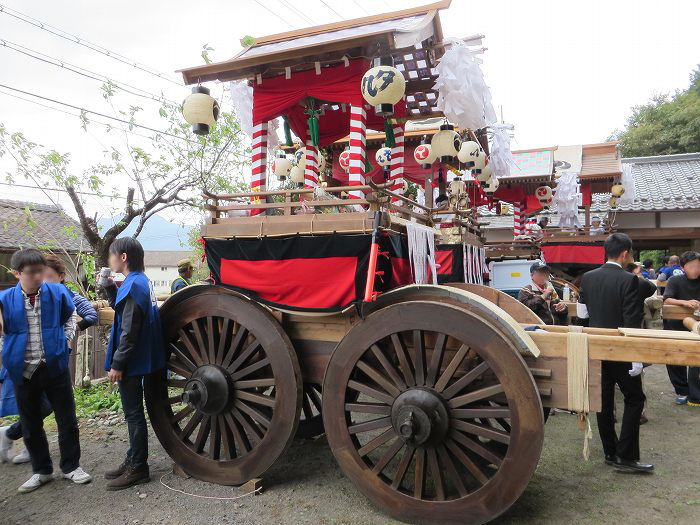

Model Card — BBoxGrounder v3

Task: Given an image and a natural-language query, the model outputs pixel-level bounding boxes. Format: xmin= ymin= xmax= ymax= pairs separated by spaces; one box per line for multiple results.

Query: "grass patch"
xmin=73 ymin=382 xmax=122 ymax=418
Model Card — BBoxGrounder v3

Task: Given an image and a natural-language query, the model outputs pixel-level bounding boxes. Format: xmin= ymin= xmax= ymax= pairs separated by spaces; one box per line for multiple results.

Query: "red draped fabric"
xmin=252 ymin=59 xmax=407 ymax=146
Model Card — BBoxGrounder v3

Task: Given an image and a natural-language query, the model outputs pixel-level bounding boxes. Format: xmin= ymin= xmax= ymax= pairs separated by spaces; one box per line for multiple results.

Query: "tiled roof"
xmin=0 ymin=199 xmax=86 ymax=252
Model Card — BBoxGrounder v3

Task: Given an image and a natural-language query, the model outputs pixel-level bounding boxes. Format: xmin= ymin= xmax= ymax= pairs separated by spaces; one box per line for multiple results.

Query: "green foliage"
xmin=73 ymin=382 xmax=122 ymax=418
xmin=609 ymin=67 xmax=700 ymax=157
xmin=639 ymin=249 xmax=667 ymax=269
xmin=241 ymin=35 xmax=256 ymax=48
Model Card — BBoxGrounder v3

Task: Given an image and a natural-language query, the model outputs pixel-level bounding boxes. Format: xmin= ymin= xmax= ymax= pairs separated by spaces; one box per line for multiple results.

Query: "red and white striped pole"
xmin=513 ymin=200 xmax=525 ymax=237
xmin=304 ymin=139 xmax=319 ymax=189
xmin=251 ymin=122 xmax=268 ymax=216
xmin=389 ymin=122 xmax=405 ymax=205
xmin=348 ymin=104 xmax=367 ymax=200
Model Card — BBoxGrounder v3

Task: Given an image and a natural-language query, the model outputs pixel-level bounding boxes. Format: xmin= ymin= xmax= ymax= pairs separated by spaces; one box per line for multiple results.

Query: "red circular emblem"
xmin=415 ymin=145 xmax=430 ymax=161
xmin=339 ymin=150 xmax=351 ymax=169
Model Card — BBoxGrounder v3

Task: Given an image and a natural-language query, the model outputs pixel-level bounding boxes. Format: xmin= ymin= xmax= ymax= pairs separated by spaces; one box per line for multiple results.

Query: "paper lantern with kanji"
xmin=338 ymin=149 xmax=351 ymax=172
xmin=483 ymin=176 xmax=500 ymax=194
xmin=375 ymin=146 xmax=392 ymax=167
xmin=361 ymin=60 xmax=406 ymax=117
xmin=294 ymin=148 xmax=306 ymax=169
xmin=272 ymin=153 xmax=293 ymax=181
xmin=475 ymin=163 xmax=492 ymax=183
xmin=182 ymin=85 xmax=220 ymax=135
xmin=431 ymin=124 xmax=461 ymax=162
xmin=535 ymin=186 xmax=553 ymax=202
xmin=317 ymin=151 xmax=327 ymax=173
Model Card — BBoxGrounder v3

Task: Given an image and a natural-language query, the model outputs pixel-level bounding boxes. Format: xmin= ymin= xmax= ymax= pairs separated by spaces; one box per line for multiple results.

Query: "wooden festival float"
xmin=141 ymin=3 xmax=700 ymax=524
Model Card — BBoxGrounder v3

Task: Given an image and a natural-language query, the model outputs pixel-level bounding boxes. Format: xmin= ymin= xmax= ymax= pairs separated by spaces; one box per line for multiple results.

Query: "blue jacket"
xmin=0 ymin=282 xmax=75 ymax=386
xmin=659 ymin=265 xmax=683 ymax=278
xmin=70 ymin=289 xmax=98 ymax=327
xmin=0 ymin=367 xmax=17 ymax=417
xmin=105 ymin=272 xmax=165 ymax=376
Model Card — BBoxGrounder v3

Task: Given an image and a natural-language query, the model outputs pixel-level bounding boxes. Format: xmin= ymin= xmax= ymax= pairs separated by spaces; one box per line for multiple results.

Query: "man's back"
xmin=580 ymin=263 xmax=642 ymax=329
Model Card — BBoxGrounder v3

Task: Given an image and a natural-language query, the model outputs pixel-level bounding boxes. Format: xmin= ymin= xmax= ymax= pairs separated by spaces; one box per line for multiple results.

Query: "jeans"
xmin=666 ymin=365 xmax=700 ymax=403
xmin=119 ymin=375 xmax=148 ymax=468
xmin=6 ymin=394 xmax=53 ymax=441
xmin=13 ymin=365 xmax=81 ymax=475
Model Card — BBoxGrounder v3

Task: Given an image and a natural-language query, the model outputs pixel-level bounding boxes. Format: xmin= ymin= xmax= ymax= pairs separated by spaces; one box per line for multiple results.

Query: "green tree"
xmin=0 ymin=85 xmax=247 ymax=268
xmin=609 ymin=67 xmax=700 ymax=157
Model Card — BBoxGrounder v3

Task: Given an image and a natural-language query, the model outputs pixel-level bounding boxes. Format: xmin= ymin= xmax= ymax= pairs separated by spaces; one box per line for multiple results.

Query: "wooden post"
xmin=584 ymin=205 xmax=591 ymax=228
xmin=423 ymin=177 xmax=433 ymax=208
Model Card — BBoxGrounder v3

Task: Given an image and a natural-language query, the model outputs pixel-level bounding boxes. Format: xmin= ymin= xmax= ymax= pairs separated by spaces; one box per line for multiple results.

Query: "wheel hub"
xmin=182 ymin=365 xmax=230 ymax=415
xmin=391 ymin=388 xmax=449 ymax=447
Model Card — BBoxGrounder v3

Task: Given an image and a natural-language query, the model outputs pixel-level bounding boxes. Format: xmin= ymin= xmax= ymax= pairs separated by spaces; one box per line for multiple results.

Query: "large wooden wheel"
xmin=322 ymin=300 xmax=544 ymax=525
xmin=144 ymin=287 xmax=302 ymax=485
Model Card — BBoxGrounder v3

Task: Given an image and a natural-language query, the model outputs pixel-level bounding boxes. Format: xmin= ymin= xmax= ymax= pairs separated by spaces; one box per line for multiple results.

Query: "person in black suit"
xmin=577 ymin=233 xmax=654 ymax=473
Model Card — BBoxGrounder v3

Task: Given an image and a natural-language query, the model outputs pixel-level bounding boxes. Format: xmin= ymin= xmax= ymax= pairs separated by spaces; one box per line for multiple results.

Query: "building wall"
xmin=659 ymin=211 xmax=700 ymax=228
xmin=145 ymin=265 xmax=179 ymax=295
xmin=613 ymin=212 xmax=655 ymax=229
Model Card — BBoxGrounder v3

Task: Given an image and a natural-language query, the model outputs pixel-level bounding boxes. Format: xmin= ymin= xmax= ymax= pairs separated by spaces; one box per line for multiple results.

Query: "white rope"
xmin=566 ymin=328 xmax=592 ymax=460
xmin=159 ymin=473 xmax=262 ymax=500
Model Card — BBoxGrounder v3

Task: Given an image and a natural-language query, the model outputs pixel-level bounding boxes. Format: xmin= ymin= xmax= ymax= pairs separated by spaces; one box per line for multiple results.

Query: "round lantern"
xmin=289 ymin=165 xmax=304 ymax=186
xmin=535 ymin=186 xmax=553 ymax=202
xmin=609 ymin=196 xmax=618 ymax=208
xmin=272 ymin=152 xmax=293 ymax=181
xmin=541 ymin=197 xmax=553 ymax=208
xmin=431 ymin=123 xmax=461 ymax=162
xmin=475 ymin=163 xmax=492 ymax=183
xmin=294 ymin=148 xmax=306 ymax=170
xmin=376 ymin=146 xmax=392 ymax=167
xmin=457 ymin=140 xmax=482 ymax=166
xmin=414 ymin=144 xmax=432 ymax=165
xmin=317 ymin=151 xmax=327 ymax=173
xmin=182 ymin=85 xmax=220 ymax=135
xmin=611 ymin=184 xmax=625 ymax=197
xmin=483 ymin=176 xmax=500 ymax=194
xmin=361 ymin=57 xmax=406 ymax=117
xmin=449 ymin=177 xmax=465 ymax=196
xmin=338 ymin=148 xmax=351 ymax=172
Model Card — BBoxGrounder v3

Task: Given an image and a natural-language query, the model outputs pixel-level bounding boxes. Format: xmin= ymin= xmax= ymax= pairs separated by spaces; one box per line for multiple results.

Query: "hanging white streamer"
xmin=407 ymin=223 xmax=437 ymax=285
xmin=229 ymin=80 xmax=279 ymax=156
xmin=554 ymin=171 xmax=581 ymax=229
xmin=488 ymin=124 xmax=517 ymax=178
xmin=620 ymin=163 xmax=636 ymax=204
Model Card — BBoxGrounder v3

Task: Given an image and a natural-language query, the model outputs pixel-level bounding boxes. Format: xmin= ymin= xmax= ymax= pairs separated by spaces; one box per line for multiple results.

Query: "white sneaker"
xmin=12 ymin=448 xmax=31 ymax=464
xmin=18 ymin=473 xmax=53 ymax=493
xmin=0 ymin=426 xmax=12 ymax=463
xmin=63 ymin=466 xmax=92 ymax=484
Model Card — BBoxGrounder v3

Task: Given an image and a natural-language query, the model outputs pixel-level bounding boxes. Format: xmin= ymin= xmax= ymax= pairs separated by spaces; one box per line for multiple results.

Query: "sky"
xmin=0 ymin=0 xmax=698 ymax=223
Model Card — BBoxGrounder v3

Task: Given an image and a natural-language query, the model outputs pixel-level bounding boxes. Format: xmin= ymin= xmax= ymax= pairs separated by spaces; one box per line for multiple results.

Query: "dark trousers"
xmin=6 ymin=394 xmax=53 ymax=441
xmin=666 ymin=365 xmax=700 ymax=402
xmin=13 ymin=365 xmax=81 ymax=475
xmin=119 ymin=375 xmax=148 ymax=468
xmin=596 ymin=361 xmax=645 ymax=461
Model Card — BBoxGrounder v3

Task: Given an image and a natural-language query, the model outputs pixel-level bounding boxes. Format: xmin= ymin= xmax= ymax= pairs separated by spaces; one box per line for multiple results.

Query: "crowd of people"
xmin=0 ymin=238 xmax=165 ymax=493
xmin=518 ymin=234 xmax=700 ymax=472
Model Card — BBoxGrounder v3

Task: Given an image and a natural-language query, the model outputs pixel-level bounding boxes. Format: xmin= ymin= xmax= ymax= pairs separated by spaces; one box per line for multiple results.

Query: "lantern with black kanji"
xmin=475 ymin=163 xmax=492 ymax=183
xmin=431 ymin=123 xmax=461 ymax=163
xmin=272 ymin=151 xmax=292 ymax=181
xmin=361 ymin=57 xmax=406 ymax=117
xmin=182 ymin=85 xmax=220 ymax=135
xmin=458 ymin=140 xmax=485 ymax=169
xmin=483 ymin=176 xmax=500 ymax=194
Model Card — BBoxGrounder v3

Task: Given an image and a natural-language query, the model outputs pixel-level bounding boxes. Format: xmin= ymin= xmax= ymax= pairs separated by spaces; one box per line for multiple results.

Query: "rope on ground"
xmin=159 ymin=473 xmax=262 ymax=500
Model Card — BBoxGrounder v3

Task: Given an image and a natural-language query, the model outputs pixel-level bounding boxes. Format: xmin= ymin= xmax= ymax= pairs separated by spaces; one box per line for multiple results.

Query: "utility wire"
xmin=0 ymin=3 xmax=181 ymax=86
xmin=318 ymin=0 xmax=344 ymax=19
xmin=0 ymin=181 xmax=133 ymax=200
xmin=0 ymin=83 xmax=195 ymax=143
xmin=251 ymin=0 xmax=296 ymax=29
xmin=277 ymin=0 xmax=316 ymax=26
xmin=0 ymin=38 xmax=179 ymax=105
xmin=352 ymin=1 xmax=370 ymax=15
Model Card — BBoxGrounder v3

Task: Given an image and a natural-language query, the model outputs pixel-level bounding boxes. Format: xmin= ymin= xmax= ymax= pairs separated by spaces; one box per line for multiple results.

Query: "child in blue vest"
xmin=0 ymin=249 xmax=91 ymax=492
xmin=98 ymin=237 xmax=165 ymax=490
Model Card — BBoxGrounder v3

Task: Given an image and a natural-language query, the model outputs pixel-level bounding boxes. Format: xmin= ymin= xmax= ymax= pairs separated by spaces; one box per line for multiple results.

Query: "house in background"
xmin=0 ymin=199 xmax=88 ymax=290
xmin=144 ymin=250 xmax=198 ymax=294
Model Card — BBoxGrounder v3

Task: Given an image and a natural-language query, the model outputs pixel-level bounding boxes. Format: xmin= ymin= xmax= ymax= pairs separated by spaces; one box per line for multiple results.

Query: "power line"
xmin=0 ymin=83 xmax=195 ymax=143
xmin=0 ymin=3 xmax=181 ymax=86
xmin=318 ymin=0 xmax=344 ymax=19
xmin=352 ymin=1 xmax=370 ymax=15
xmin=0 ymin=181 xmax=133 ymax=200
xmin=251 ymin=0 xmax=296 ymax=29
xmin=277 ymin=0 xmax=317 ymax=26
xmin=0 ymin=38 xmax=179 ymax=105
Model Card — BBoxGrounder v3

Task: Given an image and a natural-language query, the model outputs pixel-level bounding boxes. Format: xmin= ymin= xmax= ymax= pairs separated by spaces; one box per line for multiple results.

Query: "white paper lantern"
xmin=294 ymin=148 xmax=306 ymax=170
xmin=449 ymin=177 xmax=465 ymax=195
xmin=182 ymin=86 xmax=220 ymax=135
xmin=338 ymin=149 xmax=351 ymax=172
xmin=361 ymin=64 xmax=406 ymax=109
xmin=457 ymin=140 xmax=478 ymax=163
xmin=611 ymin=184 xmax=625 ymax=197
xmin=290 ymin=165 xmax=304 ymax=185
xmin=431 ymin=124 xmax=461 ymax=161
xmin=483 ymin=176 xmax=500 ymax=194
xmin=317 ymin=151 xmax=327 ymax=173
xmin=376 ymin=146 xmax=392 ymax=167
xmin=475 ymin=163 xmax=491 ymax=182
xmin=414 ymin=144 xmax=432 ymax=165
xmin=272 ymin=155 xmax=293 ymax=181
xmin=535 ymin=186 xmax=553 ymax=202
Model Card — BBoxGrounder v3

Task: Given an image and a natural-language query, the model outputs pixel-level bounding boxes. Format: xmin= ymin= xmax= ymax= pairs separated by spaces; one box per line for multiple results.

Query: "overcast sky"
xmin=1 ymin=0 xmax=698 ymax=222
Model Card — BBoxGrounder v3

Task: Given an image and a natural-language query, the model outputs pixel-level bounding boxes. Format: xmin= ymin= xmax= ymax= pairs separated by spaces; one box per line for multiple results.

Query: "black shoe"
xmin=613 ymin=458 xmax=654 ymax=473
xmin=604 ymin=454 xmax=615 ymax=465
xmin=639 ymin=414 xmax=649 ymax=425
xmin=104 ymin=458 xmax=130 ymax=480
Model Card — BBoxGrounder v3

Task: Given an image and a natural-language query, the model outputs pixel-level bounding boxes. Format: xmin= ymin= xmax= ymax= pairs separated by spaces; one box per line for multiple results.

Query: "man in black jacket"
xmin=578 ymin=233 xmax=653 ymax=473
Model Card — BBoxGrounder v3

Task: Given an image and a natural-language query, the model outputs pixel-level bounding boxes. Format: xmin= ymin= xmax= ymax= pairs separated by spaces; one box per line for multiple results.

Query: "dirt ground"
xmin=0 ymin=365 xmax=698 ymax=525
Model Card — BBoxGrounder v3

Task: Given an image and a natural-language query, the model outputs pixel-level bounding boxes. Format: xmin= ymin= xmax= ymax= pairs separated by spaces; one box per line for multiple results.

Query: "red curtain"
xmin=252 ymin=59 xmax=407 ymax=147
xmin=542 ymin=243 xmax=604 ymax=265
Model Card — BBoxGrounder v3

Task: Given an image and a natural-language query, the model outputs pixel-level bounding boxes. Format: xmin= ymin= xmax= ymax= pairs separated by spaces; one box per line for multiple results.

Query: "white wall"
xmin=613 ymin=212 xmax=655 ymax=229
xmin=659 ymin=211 xmax=700 ymax=228
xmin=145 ymin=265 xmax=179 ymax=295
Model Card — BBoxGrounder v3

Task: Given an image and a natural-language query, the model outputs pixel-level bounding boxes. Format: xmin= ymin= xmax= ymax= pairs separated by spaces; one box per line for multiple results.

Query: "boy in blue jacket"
xmin=0 ymin=249 xmax=91 ymax=492
xmin=98 ymin=237 xmax=164 ymax=490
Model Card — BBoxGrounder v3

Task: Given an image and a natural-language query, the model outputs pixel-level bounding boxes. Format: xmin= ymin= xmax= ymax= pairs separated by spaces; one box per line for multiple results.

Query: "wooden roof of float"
xmin=178 ymin=1 xmax=464 ymax=119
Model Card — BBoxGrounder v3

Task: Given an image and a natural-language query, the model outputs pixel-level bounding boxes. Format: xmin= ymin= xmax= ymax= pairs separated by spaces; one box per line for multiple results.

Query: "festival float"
xmin=141 ymin=2 xmax=700 ymax=524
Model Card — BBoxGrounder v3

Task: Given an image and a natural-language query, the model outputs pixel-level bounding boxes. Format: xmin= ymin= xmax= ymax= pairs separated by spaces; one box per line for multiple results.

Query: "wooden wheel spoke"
xmin=449 ymin=430 xmax=503 ymax=467
xmin=209 ymin=414 xmax=221 ymax=460
xmin=414 ymin=448 xmax=426 ymax=499
xmin=427 ymin=448 xmax=445 ymax=501
xmin=442 ymin=360 xmax=491 ymax=399
xmin=344 ymin=403 xmax=391 ymax=415
xmin=390 ymin=333 xmax=416 ymax=387
xmin=347 ymin=416 xmax=392 ymax=435
xmin=306 ymin=385 xmax=323 ymax=412
xmin=452 ymin=419 xmax=510 ymax=445
xmin=437 ymin=444 xmax=468 ymax=497
xmin=370 ymin=344 xmax=406 ymax=391
xmin=218 ymin=415 xmax=233 ymax=460
xmin=168 ymin=359 xmax=193 ymax=379
xmin=221 ymin=325 xmax=248 ymax=370
xmin=176 ymin=329 xmax=205 ymax=367
xmin=234 ymin=378 xmax=276 ymax=389
xmin=236 ymin=390 xmax=275 ymax=409
xmin=230 ymin=357 xmax=270 ymax=382
xmin=452 ymin=407 xmax=511 ymax=419
xmin=435 ymin=344 xmax=470 ymax=393
xmin=192 ymin=416 xmax=211 ymax=453
xmin=448 ymin=384 xmax=504 ymax=408
xmin=215 ymin=318 xmax=231 ymax=365
xmin=412 ymin=330 xmax=426 ymax=386
xmin=347 ymin=380 xmax=394 ymax=405
xmin=227 ymin=339 xmax=262 ymax=374
xmin=169 ymin=342 xmax=197 ymax=372
xmin=426 ymin=333 xmax=447 ymax=387
xmin=390 ymin=445 xmax=415 ymax=489
xmin=168 ymin=394 xmax=183 ymax=405
xmin=171 ymin=405 xmax=194 ymax=425
xmin=356 ymin=360 xmax=401 ymax=397
xmin=357 ymin=428 xmax=395 ymax=457
xmin=302 ymin=390 xmax=314 ymax=420
xmin=180 ymin=411 xmax=204 ymax=441
xmin=167 ymin=378 xmax=187 ymax=388
xmin=224 ymin=411 xmax=249 ymax=455
xmin=232 ymin=407 xmax=265 ymax=443
xmin=445 ymin=438 xmax=489 ymax=485
xmin=371 ymin=438 xmax=404 ymax=475
xmin=190 ymin=320 xmax=210 ymax=364
xmin=234 ymin=399 xmax=272 ymax=429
